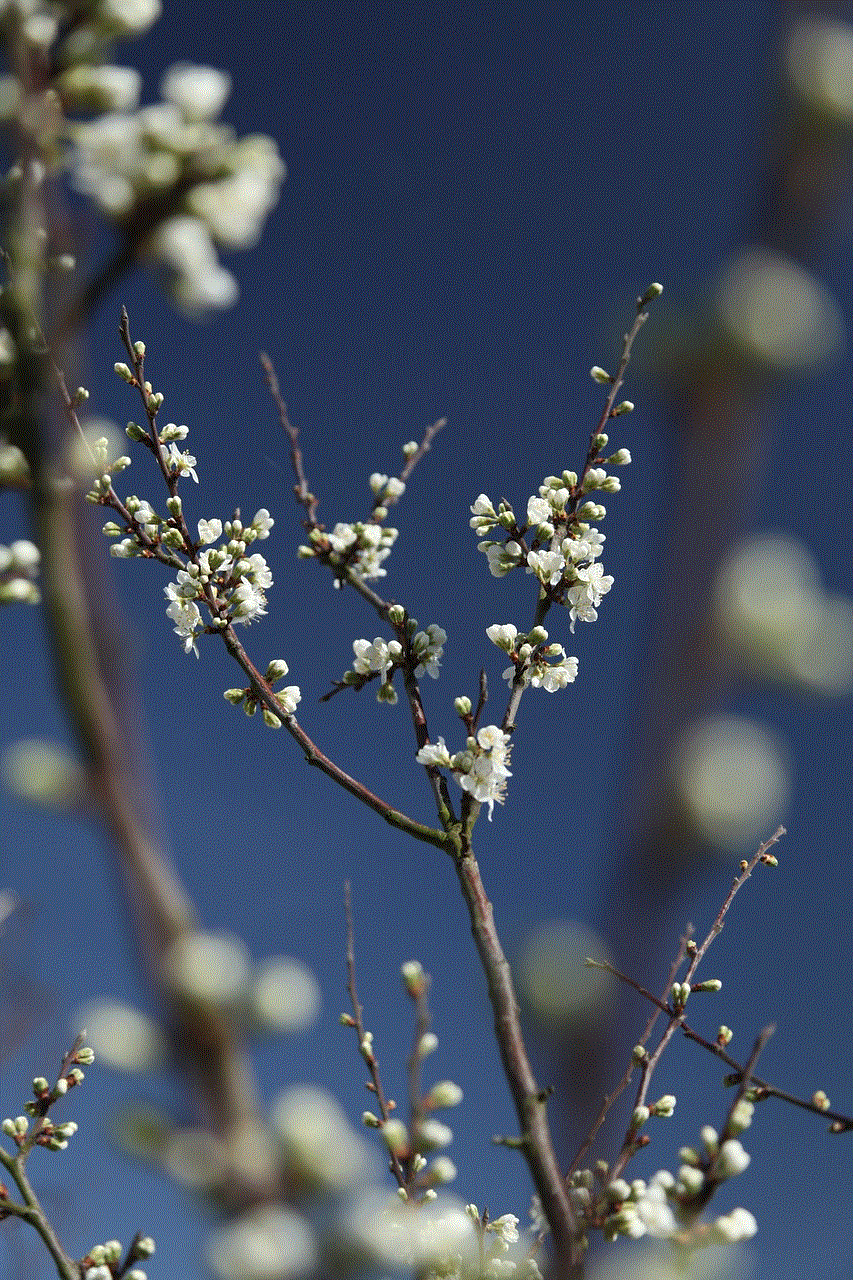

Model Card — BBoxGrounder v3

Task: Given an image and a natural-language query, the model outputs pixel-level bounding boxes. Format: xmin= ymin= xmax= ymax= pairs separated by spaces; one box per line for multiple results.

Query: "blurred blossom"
xmin=2 ymin=738 xmax=84 ymax=807
xmin=69 ymin=417 xmax=124 ymax=480
xmin=250 ymin=956 xmax=321 ymax=1034
xmin=715 ymin=534 xmax=853 ymax=694
xmin=516 ymin=920 xmax=615 ymax=1031
xmin=161 ymin=930 xmax=253 ymax=1008
xmin=338 ymin=1191 xmax=478 ymax=1273
xmin=586 ymin=1243 xmax=757 ymax=1279
xmin=208 ymin=1205 xmax=316 ymax=1280
xmin=783 ymin=17 xmax=853 ymax=125
xmin=270 ymin=1085 xmax=378 ymax=1193
xmin=151 ymin=215 xmax=239 ymax=312
xmin=714 ymin=249 xmax=845 ymax=372
xmin=163 ymin=1127 xmax=229 ymax=1191
xmin=56 ymin=64 xmax=142 ymax=114
xmin=75 ymin=998 xmax=165 ymax=1070
xmin=160 ymin=63 xmax=232 ymax=122
xmin=673 ymin=715 xmax=790 ymax=852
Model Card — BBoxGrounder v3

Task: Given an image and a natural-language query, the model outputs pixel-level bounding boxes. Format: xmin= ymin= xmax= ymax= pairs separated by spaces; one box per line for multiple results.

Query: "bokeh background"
xmin=1 ymin=2 xmax=851 ymax=1278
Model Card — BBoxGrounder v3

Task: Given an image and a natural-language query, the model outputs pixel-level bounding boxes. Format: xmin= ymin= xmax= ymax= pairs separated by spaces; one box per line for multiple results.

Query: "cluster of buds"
xmin=341 ymin=613 xmax=447 ymax=703
xmin=470 ymin=442 xmax=630 ymax=633
xmin=81 ymin=1233 xmax=155 ymax=1280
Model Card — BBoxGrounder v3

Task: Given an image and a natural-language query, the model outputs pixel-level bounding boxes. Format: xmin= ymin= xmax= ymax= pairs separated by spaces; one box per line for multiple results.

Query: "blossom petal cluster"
xmin=345 ymin=621 xmax=446 ymax=702
xmin=304 ymin=520 xmax=399 ymax=585
xmin=486 ymin=623 xmax=578 ymax=691
xmin=417 ymin=725 xmax=512 ymax=819
xmin=0 ymin=10 xmax=283 ymax=313
xmin=471 ymin=453 xmax=629 ymax=631
xmin=161 ymin=510 xmax=276 ymax=654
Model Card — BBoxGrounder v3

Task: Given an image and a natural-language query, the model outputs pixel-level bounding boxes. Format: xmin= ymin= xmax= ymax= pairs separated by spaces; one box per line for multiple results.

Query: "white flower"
xmin=198 ymin=518 xmax=222 ymax=545
xmin=152 ymin=216 xmax=239 ymax=313
xmin=454 ymin=726 xmax=512 ymax=819
xmin=352 ymin=637 xmax=400 ymax=682
xmin=98 ymin=0 xmax=161 ymax=37
xmin=165 ymin=442 xmax=199 ymax=483
xmin=526 ymin=495 xmax=551 ymax=525
xmin=250 ymin=508 xmax=274 ymax=539
xmin=241 ymin=553 xmax=273 ymax=589
xmin=574 ymin=560 xmax=614 ymax=605
xmin=229 ymin=581 xmax=268 ymax=624
xmin=416 ymin=738 xmax=453 ymax=768
xmin=418 ymin=1119 xmax=453 ymax=1150
xmin=327 ymin=522 xmax=358 ymax=552
xmin=470 ymin=493 xmax=496 ymax=518
xmin=526 ymin=548 xmax=565 ymax=587
xmin=165 ymin=592 xmax=202 ymax=655
xmin=57 ymin=64 xmax=142 ymax=113
xmin=527 ymin=652 xmax=578 ymax=691
xmin=715 ymin=1138 xmax=751 ymax=1179
xmin=186 ymin=136 xmax=286 ymax=249
xmin=564 ymin=528 xmax=605 ymax=562
xmin=713 ymin=1207 xmax=758 ymax=1243
xmin=486 ymin=623 xmax=518 ymax=652
xmin=160 ymin=63 xmax=231 ymax=122
xmin=208 ymin=1205 xmax=316 ymax=1280
xmin=276 ymin=686 xmax=301 ymax=715
xmin=486 ymin=1214 xmax=520 ymax=1247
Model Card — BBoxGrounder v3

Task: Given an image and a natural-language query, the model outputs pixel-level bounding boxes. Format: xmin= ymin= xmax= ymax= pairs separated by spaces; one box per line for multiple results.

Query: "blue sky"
xmin=2 ymin=3 xmax=851 ymax=1278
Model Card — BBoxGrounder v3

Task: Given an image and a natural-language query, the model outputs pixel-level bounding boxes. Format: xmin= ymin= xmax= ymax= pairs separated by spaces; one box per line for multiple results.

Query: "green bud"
xmin=166 ymin=495 xmax=182 ymax=516
xmin=717 ymin=1025 xmax=733 ymax=1045
xmin=265 ymin=659 xmax=289 ymax=683
xmin=223 ymin=688 xmax=245 ymax=705
xmin=454 ymin=696 xmax=472 ymax=716
xmin=387 ymin=604 xmax=406 ymax=626
xmin=639 ymin=281 xmax=663 ymax=307
xmin=262 ymin=708 xmax=282 ymax=728
xmin=125 ymin=422 xmax=147 ymax=442
xmin=590 ymin=366 xmax=612 ymax=383
xmin=114 ymin=362 xmax=133 ymax=382
xmin=691 ymin=979 xmax=722 ymax=993
xmin=133 ymin=341 xmax=146 ymax=357
xmin=611 ymin=400 xmax=634 ymax=415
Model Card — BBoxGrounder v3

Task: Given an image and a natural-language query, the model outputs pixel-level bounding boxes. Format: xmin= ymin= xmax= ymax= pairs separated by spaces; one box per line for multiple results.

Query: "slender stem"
xmin=453 ymin=845 xmax=583 ymax=1276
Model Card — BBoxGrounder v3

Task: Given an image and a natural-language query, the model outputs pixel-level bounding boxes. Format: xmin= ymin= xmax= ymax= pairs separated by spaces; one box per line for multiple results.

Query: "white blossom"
xmin=712 ymin=1207 xmax=758 ymax=1243
xmin=160 ymin=63 xmax=231 ymax=122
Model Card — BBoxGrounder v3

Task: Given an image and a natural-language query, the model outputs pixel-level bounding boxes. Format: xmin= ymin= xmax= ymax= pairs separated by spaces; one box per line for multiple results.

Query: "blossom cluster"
xmin=568 ymin=1097 xmax=757 ymax=1251
xmin=486 ymin=622 xmax=578 ymax=691
xmin=0 ymin=4 xmax=283 ymax=313
xmin=471 ymin=447 xmax=630 ymax=632
xmin=92 ymin=396 xmax=281 ymax=661
xmin=300 ymin=519 xmax=400 ymax=585
xmin=344 ymin=621 xmax=447 ymax=702
xmin=417 ymin=725 xmax=512 ymax=819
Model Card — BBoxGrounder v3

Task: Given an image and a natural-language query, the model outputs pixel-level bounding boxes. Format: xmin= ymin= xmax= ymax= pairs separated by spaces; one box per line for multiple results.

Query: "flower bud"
xmin=639 ymin=282 xmax=663 ymax=306
xmin=382 ymin=1118 xmax=409 ymax=1156
xmin=265 ymin=659 xmax=289 ymax=683
xmin=454 ymin=696 xmax=472 ymax=716
xmin=114 ymin=362 xmax=133 ymax=382
xmin=590 ymin=366 xmax=612 ymax=383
